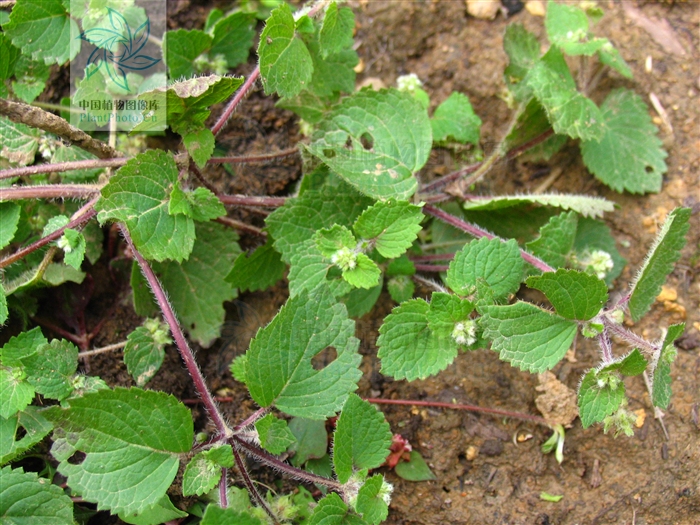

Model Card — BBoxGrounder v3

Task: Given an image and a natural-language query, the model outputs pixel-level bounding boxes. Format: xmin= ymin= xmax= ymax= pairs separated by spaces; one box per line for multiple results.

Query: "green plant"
xmin=0 ymin=1 xmax=691 ymax=524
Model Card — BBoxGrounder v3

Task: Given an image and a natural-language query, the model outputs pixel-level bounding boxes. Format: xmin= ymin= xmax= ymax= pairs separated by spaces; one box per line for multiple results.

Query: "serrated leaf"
xmin=333 ymin=394 xmax=391 ymax=484
xmin=525 ymin=46 xmax=604 ymax=141
xmin=307 ymin=89 xmax=432 ymax=200
xmin=149 ymin=221 xmax=240 ymax=347
xmin=124 ymin=323 xmax=170 ymax=387
xmin=342 ymin=253 xmax=381 ymax=289
xmin=651 ymin=324 xmax=684 ymax=409
xmin=201 ymin=505 xmax=263 ymax=525
xmin=430 ymin=92 xmax=482 ymax=144
xmin=183 ymin=128 xmax=216 ymax=169
xmin=394 ymin=451 xmax=436 ymax=481
xmin=226 ymin=240 xmax=286 ymax=293
xmin=255 ymin=414 xmax=296 ymax=455
xmin=96 ymin=150 xmax=195 ymax=262
xmin=503 ymin=23 xmax=540 ymax=101
xmin=446 ymin=238 xmax=523 ymax=300
xmin=289 ymin=417 xmax=328 ymax=467
xmin=164 ymin=29 xmax=212 ymax=79
xmin=462 ymin=193 xmax=614 ymax=219
xmin=545 ymin=1 xmax=608 ymax=56
xmin=306 ymin=37 xmax=357 ymax=98
xmin=315 ymin=225 xmax=356 ymax=258
xmin=0 ymin=116 xmax=40 ymax=167
xmin=599 ymin=348 xmax=648 ymax=378
xmin=288 ymin=238 xmax=333 ymax=297
xmin=578 ymin=368 xmax=626 ymax=428
xmin=0 ymin=327 xmax=47 ymax=418
xmin=319 ymin=2 xmax=354 ymax=58
xmin=628 ymin=208 xmax=691 ymax=322
xmin=526 ymin=211 xmax=578 ymax=269
xmin=386 ymin=275 xmax=414 ymax=304
xmin=480 ymin=302 xmax=578 ymax=372
xmin=22 ymin=339 xmax=78 ymax=401
xmin=45 ymin=387 xmax=193 ymax=515
xmin=503 ymin=99 xmax=567 ymax=161
xmin=60 ymin=229 xmax=86 ymax=270
xmin=11 ymin=55 xmax=50 ymax=103
xmin=377 ymin=299 xmax=457 ymax=381
xmin=3 ymin=0 xmax=79 ymax=65
xmin=168 ymin=184 xmax=225 ymax=222
xmin=355 ymin=474 xmax=390 ymax=525
xmin=258 ymin=3 xmax=313 ymax=98
xmin=246 ymin=286 xmax=361 ymax=418
xmin=353 ymin=199 xmax=423 ymax=259
xmin=0 ymin=203 xmax=21 ymax=250
xmin=0 ymin=466 xmax=74 ymax=525
xmin=526 ymin=269 xmax=608 ymax=321
xmin=0 ymin=407 xmax=53 ymax=465
xmin=309 ymin=493 xmax=367 ymax=525
xmin=266 ymin=186 xmax=372 ymax=263
xmin=580 ymin=89 xmax=667 ymax=194
xmin=210 ymin=12 xmax=256 ymax=69
xmin=182 ymin=445 xmax=233 ymax=496
xmin=119 ymin=495 xmax=188 ymax=525
xmin=426 ymin=292 xmax=475 ymax=339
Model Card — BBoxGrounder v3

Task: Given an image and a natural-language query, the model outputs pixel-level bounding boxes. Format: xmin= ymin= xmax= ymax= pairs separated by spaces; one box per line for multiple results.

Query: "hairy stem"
xmin=597 ymin=330 xmax=614 ymax=363
xmin=0 ymin=158 xmax=128 ymax=180
xmin=0 ymin=184 xmax=101 ymax=201
xmin=413 ymin=263 xmax=450 ymax=272
xmin=412 ymin=273 xmax=448 ymax=294
xmin=78 ymin=341 xmax=127 ymax=359
xmin=120 ymin=224 xmax=232 ymax=438
xmin=0 ymin=98 xmax=119 ymax=159
xmin=208 ymin=148 xmax=299 ymax=165
xmin=211 ymin=68 xmax=261 ymax=137
xmin=602 ymin=315 xmax=658 ymax=354
xmin=219 ymin=468 xmax=229 ymax=509
xmin=423 ymin=204 xmax=555 ymax=273
xmin=231 ymin=442 xmax=279 ymax=523
xmin=215 ymin=216 xmax=266 ymax=237
xmin=219 ymin=194 xmax=287 ymax=207
xmin=234 ymin=407 xmax=270 ymax=431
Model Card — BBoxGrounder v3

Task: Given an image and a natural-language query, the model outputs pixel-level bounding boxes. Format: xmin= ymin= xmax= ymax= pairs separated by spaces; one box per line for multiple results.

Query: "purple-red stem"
xmin=597 ymin=330 xmax=614 ymax=363
xmin=0 ymin=183 xmax=100 ymax=201
xmin=414 ymin=263 xmax=450 ymax=272
xmin=119 ymin=224 xmax=230 ymax=437
xmin=234 ymin=406 xmax=270 ymax=431
xmin=219 ymin=194 xmax=287 ymax=207
xmin=208 ymin=148 xmax=299 ymax=165
xmin=423 ymin=204 xmax=555 ymax=273
xmin=211 ymin=68 xmax=261 ymax=137
xmin=602 ymin=315 xmax=658 ymax=354
xmin=231 ymin=441 xmax=278 ymax=522
xmin=0 ymin=158 xmax=129 ymax=180
xmin=219 ymin=468 xmax=228 ymax=509
xmin=410 ymin=253 xmax=455 ymax=263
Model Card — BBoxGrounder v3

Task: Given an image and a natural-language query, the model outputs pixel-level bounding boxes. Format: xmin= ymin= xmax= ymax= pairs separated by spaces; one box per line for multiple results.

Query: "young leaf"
xmin=258 ymin=3 xmax=313 ymax=98
xmin=245 ymin=286 xmax=362 ymax=419
xmin=580 ymin=89 xmax=667 ymax=194
xmin=462 ymin=193 xmax=614 ymax=219
xmin=306 ymin=30 xmax=358 ymax=97
xmin=0 ymin=406 xmax=53 ymax=465
xmin=430 ymin=92 xmax=482 ymax=144
xmin=45 ymin=387 xmax=193 ymax=515
xmin=0 ymin=116 xmax=40 ymax=167
xmin=209 ymin=12 xmax=256 ymax=69
xmin=526 ymin=269 xmax=608 ymax=321
xmin=95 ymin=150 xmax=196 ymax=263
xmin=394 ymin=451 xmax=436 ymax=481
xmin=22 ymin=339 xmax=78 ymax=401
xmin=3 ymin=0 xmax=79 ymax=65
xmin=480 ymin=302 xmax=578 ymax=373
xmin=446 ymin=238 xmax=523 ymax=300
xmin=226 ymin=240 xmax=286 ymax=293
xmin=650 ymin=323 xmax=684 ymax=409
xmin=578 ymin=368 xmax=626 ymax=428
xmin=201 ymin=505 xmax=263 ymax=525
xmin=164 ymin=29 xmax=212 ymax=79
xmin=333 ymin=394 xmax=392 ymax=484
xmin=255 ymin=414 xmax=296 ymax=455
xmin=386 ymin=275 xmax=414 ymax=304
xmin=0 ymin=202 xmax=21 ymax=249
xmin=526 ymin=211 xmax=578 ymax=269
xmin=377 ymin=299 xmax=457 ymax=381
xmin=307 ymin=89 xmax=432 ymax=200
xmin=342 ymin=253 xmax=381 ymax=289
xmin=355 ymin=474 xmax=391 ymax=525
xmin=0 ymin=327 xmax=48 ymax=418
xmin=182 ymin=445 xmax=234 ymax=497
xmin=426 ymin=292 xmax=476 ymax=343
xmin=573 ymin=217 xmax=626 ymax=285
xmin=288 ymin=417 xmax=328 ymax=467
xmin=309 ymin=492 xmax=367 ymax=525
xmin=525 ymin=46 xmax=604 ymax=141
xmin=503 ymin=99 xmax=567 ymax=161
xmin=545 ymin=1 xmax=608 ymax=56
xmin=315 ymin=225 xmax=356 ymax=258
xmin=503 ymin=23 xmax=540 ymax=101
xmin=288 ymin=238 xmax=333 ymax=297
xmin=319 ymin=2 xmax=355 ymax=58
xmin=124 ymin=319 xmax=172 ymax=387
xmin=628 ymin=208 xmax=691 ymax=322
xmin=183 ymin=128 xmax=216 ymax=169
xmin=168 ymin=184 xmax=226 ymax=222
xmin=0 ymin=466 xmax=74 ymax=525
xmin=353 ymin=199 xmax=424 ymax=259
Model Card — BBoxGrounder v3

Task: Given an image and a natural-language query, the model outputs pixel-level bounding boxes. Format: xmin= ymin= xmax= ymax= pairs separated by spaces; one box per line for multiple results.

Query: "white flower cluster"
xmin=396 ymin=73 xmax=423 ymax=94
xmin=451 ymin=320 xmax=477 ymax=346
xmin=331 ymin=247 xmax=357 ymax=271
xmin=576 ymin=250 xmax=614 ymax=280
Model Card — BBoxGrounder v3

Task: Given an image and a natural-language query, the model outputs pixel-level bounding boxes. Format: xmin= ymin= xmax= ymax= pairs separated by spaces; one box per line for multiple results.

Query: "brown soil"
xmin=35 ymin=1 xmax=700 ymax=524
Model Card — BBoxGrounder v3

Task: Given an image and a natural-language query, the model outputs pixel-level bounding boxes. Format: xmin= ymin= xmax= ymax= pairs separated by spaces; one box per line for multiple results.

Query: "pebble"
xmin=480 ymin=439 xmax=504 ymax=457
xmin=466 ymin=0 xmax=500 ymax=19
xmin=525 ymin=0 xmax=546 ymax=16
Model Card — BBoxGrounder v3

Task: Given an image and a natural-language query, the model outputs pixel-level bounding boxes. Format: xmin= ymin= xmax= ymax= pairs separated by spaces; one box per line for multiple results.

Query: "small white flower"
xmin=451 ymin=320 xmax=477 ymax=346
xmin=396 ymin=73 xmax=423 ymax=93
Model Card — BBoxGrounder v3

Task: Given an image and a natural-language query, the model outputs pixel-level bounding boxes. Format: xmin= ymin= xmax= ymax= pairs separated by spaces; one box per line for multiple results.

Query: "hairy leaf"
xmin=182 ymin=445 xmax=233 ymax=497
xmin=0 ymin=203 xmax=21 ymax=250
xmin=0 ymin=117 xmax=40 ymax=167
xmin=183 ymin=128 xmax=216 ymax=169
xmin=430 ymin=92 xmax=481 ymax=144
xmin=578 ymin=368 xmax=626 ymax=428
xmin=209 ymin=12 xmax=256 ymax=69
xmin=353 ymin=199 xmax=423 ymax=259
xmin=319 ymin=2 xmax=355 ymax=58
xmin=288 ymin=417 xmax=328 ymax=467
xmin=255 ymin=414 xmax=296 ymax=455
xmin=309 ymin=492 xmax=367 ymax=525
xmin=526 ymin=269 xmax=608 ymax=321
xmin=164 ymin=29 xmax=212 ymax=79
xmin=545 ymin=1 xmax=608 ymax=56
xmin=0 ymin=407 xmax=52 ymax=465
xmin=503 ymin=23 xmax=540 ymax=101
xmin=201 ymin=505 xmax=263 ymax=525
xmin=22 ymin=339 xmax=78 ymax=401
xmin=168 ymin=184 xmax=225 ymax=222
xmin=124 ymin=320 xmax=171 ymax=387
xmin=462 ymin=193 xmax=614 ymax=219
xmin=0 ymin=466 xmax=74 ymax=524
xmin=355 ymin=474 xmax=390 ymax=525
xmin=526 ymin=211 xmax=578 ymax=269
xmin=651 ymin=323 xmax=684 ymax=409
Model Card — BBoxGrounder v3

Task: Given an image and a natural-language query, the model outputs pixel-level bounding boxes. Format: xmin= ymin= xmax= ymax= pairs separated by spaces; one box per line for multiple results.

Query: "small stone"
xmin=656 ymin=285 xmax=678 ymax=302
xmin=466 ymin=445 xmax=478 ymax=460
xmin=525 ymin=0 xmax=546 ymax=16
xmin=356 ymin=77 xmax=386 ymax=90
xmin=633 ymin=408 xmax=646 ymax=428
xmin=480 ymin=439 xmax=504 ymax=457
xmin=466 ymin=0 xmax=500 ymax=19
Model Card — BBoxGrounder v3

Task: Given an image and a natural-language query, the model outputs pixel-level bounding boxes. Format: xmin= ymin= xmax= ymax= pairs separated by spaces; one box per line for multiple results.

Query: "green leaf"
xmin=307 ymin=89 xmax=432 ymax=200
xmin=540 ymin=492 xmax=564 ymax=502
xmin=573 ymin=217 xmax=626 ymax=285
xmin=245 ymin=286 xmax=361 ymax=419
xmin=258 ymin=3 xmax=313 ymax=98
xmin=0 ymin=116 xmax=40 ymax=167
xmin=51 ymin=145 xmax=103 ymax=182
xmin=462 ymin=193 xmax=614 ymax=219
xmin=0 ymin=285 xmax=8 ymax=326
xmin=526 ymin=269 xmax=608 ymax=321
xmin=430 ymin=92 xmax=482 ymax=144
xmin=333 ymin=394 xmax=392 ymax=484
xmin=45 ymin=387 xmax=193 ymax=515
xmin=446 ymin=238 xmax=523 ymax=299
xmin=0 ymin=407 xmax=53 ymax=465
xmin=0 ymin=34 xmax=20 ymax=81
xmin=580 ymin=89 xmax=667 ymax=194
xmin=525 ymin=46 xmax=604 ymax=141
xmin=480 ymin=302 xmax=578 ymax=372
xmin=183 ymin=128 xmax=216 ymax=169
xmin=339 ymin=282 xmax=383 ymax=318
xmin=164 ymin=29 xmax=212 ymax=79
xmin=394 ymin=451 xmax=436 ymax=481
xmin=503 ymin=23 xmax=540 ymax=101
xmin=597 ymin=44 xmax=632 ymax=79
xmin=651 ymin=323 xmax=684 ymax=409
xmin=377 ymin=298 xmax=457 ymax=381
xmin=42 ymin=263 xmax=85 ymax=286
xmin=353 ymin=199 xmax=423 ymax=259
xmin=0 ymin=203 xmax=21 ymax=249
xmin=288 ymin=238 xmax=333 ymax=297
xmin=355 ymin=474 xmax=390 ymax=525
xmin=96 ymin=150 xmax=195 ymax=262
xmin=306 ymin=34 xmax=357 ymax=98
xmin=289 ymin=417 xmax=328 ymax=467
xmin=119 ymin=495 xmax=188 ymax=525
xmin=427 ymin=292 xmax=476 ymax=342
xmin=201 ymin=505 xmax=263 ymax=525
xmin=226 ymin=240 xmax=286 ymax=292
xmin=503 ymin=99 xmax=567 ymax=161
xmin=209 ymin=12 xmax=256 ymax=69
xmin=22 ymin=339 xmax=78 ymax=401
xmin=124 ymin=320 xmax=171 ymax=387
xmin=3 ymin=0 xmax=79 ymax=65
xmin=0 ymin=327 xmax=47 ymax=366
xmin=266 ymin=186 xmax=372 ymax=263
xmin=0 ymin=466 xmax=74 ymax=525
xmin=255 ymin=414 xmax=296 ymax=455
xmin=628 ymin=208 xmax=691 ymax=322
xmin=182 ymin=445 xmax=234 ymax=497
xmin=168 ymin=184 xmax=225 ymax=222
xmin=59 ymin=229 xmax=86 ymax=270
xmin=310 ymin=493 xmax=367 ymax=525
xmin=342 ymin=253 xmax=381 ymax=289
xmin=148 ymin=222 xmax=240 ymax=347
xmin=545 ymin=1 xmax=607 ymax=56
xmin=386 ymin=275 xmax=414 ymax=304
xmin=578 ymin=368 xmax=626 ymax=428
xmin=319 ymin=2 xmax=355 ymax=58
xmin=315 ymin=225 xmax=356 ymax=258
xmin=0 ymin=327 xmax=48 ymax=418
xmin=526 ymin=211 xmax=578 ymax=269
xmin=277 ymin=91 xmax=334 ymax=123
xmin=11 ymin=55 xmax=51 ymax=103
